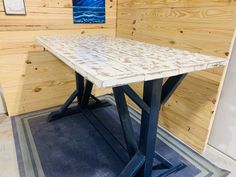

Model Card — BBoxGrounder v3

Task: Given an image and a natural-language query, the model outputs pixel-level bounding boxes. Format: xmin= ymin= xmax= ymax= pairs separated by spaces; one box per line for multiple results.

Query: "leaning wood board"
xmin=117 ymin=0 xmax=236 ymax=152
xmin=0 ymin=0 xmax=116 ymax=116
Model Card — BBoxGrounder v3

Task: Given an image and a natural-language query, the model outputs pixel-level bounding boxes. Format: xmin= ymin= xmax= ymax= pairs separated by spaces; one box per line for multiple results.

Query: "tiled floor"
xmin=0 ymin=113 xmax=235 ymax=177
xmin=0 ymin=114 xmax=19 ymax=177
xmin=203 ymin=145 xmax=236 ymax=177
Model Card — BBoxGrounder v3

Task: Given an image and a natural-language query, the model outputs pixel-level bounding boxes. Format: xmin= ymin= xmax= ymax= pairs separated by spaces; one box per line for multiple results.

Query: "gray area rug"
xmin=12 ymin=95 xmax=230 ymax=177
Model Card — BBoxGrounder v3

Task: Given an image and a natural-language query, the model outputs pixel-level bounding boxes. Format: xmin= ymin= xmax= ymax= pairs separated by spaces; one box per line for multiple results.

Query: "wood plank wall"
xmin=0 ymin=0 xmax=235 ymax=153
xmin=117 ymin=0 xmax=236 ymax=152
xmin=0 ymin=0 xmax=116 ymax=115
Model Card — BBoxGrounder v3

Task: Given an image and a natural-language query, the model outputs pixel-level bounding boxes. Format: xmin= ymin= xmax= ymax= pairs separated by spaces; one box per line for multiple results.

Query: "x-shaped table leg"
xmin=48 ymin=72 xmax=110 ymax=121
xmin=48 ymin=72 xmax=187 ymax=177
xmin=113 ymin=74 xmax=187 ymax=177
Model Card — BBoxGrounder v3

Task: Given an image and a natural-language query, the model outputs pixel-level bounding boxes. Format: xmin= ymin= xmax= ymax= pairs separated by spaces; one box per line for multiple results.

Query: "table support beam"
xmin=48 ymin=72 xmax=109 ymax=121
xmin=118 ymin=152 xmax=145 ymax=177
xmin=76 ymin=72 xmax=84 ymax=105
xmin=121 ymin=74 xmax=187 ymax=115
xmin=81 ymin=80 xmax=93 ymax=108
xmin=122 ymin=85 xmax=150 ymax=114
xmin=48 ymin=90 xmax=80 ymax=121
xmin=113 ymin=87 xmax=139 ymax=158
xmin=139 ymin=79 xmax=163 ymax=177
xmin=161 ymin=74 xmax=187 ymax=105
xmin=83 ymin=109 xmax=130 ymax=164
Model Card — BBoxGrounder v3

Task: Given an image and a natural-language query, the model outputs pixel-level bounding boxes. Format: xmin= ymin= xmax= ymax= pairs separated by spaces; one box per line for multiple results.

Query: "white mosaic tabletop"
xmin=37 ymin=35 xmax=228 ymax=88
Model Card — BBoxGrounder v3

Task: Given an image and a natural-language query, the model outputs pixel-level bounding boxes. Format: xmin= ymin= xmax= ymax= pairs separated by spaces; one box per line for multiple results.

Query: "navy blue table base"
xmin=48 ymin=72 xmax=187 ymax=177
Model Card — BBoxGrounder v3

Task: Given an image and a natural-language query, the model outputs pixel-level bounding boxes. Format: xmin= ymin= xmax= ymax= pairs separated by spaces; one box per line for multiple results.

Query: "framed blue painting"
xmin=73 ymin=0 xmax=105 ymax=23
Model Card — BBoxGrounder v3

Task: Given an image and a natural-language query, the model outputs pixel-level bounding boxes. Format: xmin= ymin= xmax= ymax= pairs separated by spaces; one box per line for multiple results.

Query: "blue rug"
xmin=12 ymin=95 xmax=230 ymax=177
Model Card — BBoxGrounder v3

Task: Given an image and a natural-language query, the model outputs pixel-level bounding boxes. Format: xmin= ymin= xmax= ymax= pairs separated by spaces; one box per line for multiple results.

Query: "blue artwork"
xmin=73 ymin=0 xmax=105 ymax=23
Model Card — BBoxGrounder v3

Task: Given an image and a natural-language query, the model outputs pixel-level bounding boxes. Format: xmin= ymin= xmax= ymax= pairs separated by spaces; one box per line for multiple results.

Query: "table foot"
xmin=153 ymin=152 xmax=172 ymax=168
xmin=152 ymin=152 xmax=186 ymax=177
xmin=118 ymin=152 xmax=145 ymax=177
xmin=152 ymin=163 xmax=186 ymax=177
xmin=48 ymin=89 xmax=80 ymax=121
xmin=48 ymin=106 xmax=81 ymax=122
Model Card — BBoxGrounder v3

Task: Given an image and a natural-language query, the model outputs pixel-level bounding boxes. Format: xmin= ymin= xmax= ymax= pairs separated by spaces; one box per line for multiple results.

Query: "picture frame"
xmin=3 ymin=0 xmax=26 ymax=15
xmin=73 ymin=0 xmax=105 ymax=24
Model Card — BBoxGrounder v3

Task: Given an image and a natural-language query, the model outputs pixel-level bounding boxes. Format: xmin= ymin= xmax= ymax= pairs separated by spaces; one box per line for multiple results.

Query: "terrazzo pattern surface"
xmin=37 ymin=35 xmax=228 ymax=88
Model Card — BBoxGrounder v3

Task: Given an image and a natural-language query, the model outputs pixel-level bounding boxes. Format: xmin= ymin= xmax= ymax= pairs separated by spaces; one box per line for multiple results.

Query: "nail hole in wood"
xmin=212 ymin=99 xmax=216 ymax=104
xmin=34 ymin=87 xmax=42 ymax=92
xmin=26 ymin=60 xmax=32 ymax=64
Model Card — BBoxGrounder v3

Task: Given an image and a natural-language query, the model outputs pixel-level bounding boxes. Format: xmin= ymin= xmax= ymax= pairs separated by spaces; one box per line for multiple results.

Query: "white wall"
xmin=209 ymin=36 xmax=236 ymax=160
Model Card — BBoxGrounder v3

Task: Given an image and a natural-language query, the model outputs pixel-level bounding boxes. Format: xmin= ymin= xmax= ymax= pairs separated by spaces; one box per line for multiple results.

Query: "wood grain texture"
xmin=0 ymin=0 xmax=116 ymax=116
xmin=37 ymin=35 xmax=227 ymax=88
xmin=117 ymin=0 xmax=236 ymax=152
xmin=118 ymin=0 xmax=235 ymax=9
xmin=0 ymin=0 xmax=234 ymax=154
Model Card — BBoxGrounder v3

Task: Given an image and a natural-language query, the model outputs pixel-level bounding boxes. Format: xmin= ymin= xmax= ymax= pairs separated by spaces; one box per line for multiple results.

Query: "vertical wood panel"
xmin=0 ymin=0 xmax=116 ymax=116
xmin=117 ymin=0 xmax=236 ymax=152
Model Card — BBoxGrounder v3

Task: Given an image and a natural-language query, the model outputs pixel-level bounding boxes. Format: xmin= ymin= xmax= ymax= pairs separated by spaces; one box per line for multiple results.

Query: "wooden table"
xmin=37 ymin=35 xmax=227 ymax=177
